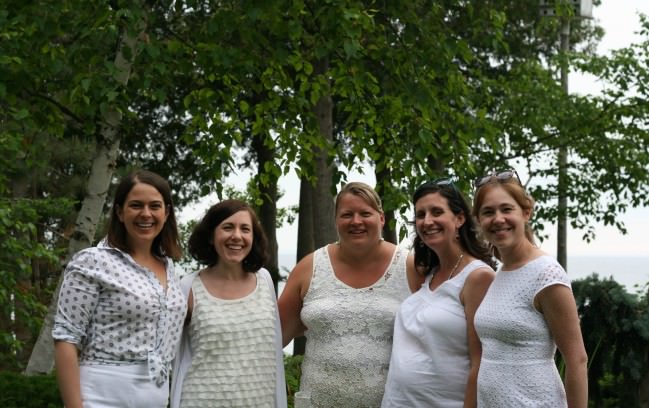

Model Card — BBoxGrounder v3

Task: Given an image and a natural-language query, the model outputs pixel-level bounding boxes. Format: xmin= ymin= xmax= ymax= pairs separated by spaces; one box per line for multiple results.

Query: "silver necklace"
xmin=446 ymin=252 xmax=464 ymax=281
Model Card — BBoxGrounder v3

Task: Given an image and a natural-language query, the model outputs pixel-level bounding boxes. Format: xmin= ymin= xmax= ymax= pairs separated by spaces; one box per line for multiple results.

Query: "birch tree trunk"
xmin=25 ymin=14 xmax=146 ymax=374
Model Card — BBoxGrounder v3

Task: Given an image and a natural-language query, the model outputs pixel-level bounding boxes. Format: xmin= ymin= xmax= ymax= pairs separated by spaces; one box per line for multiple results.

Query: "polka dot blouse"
xmin=52 ymin=240 xmax=186 ymax=385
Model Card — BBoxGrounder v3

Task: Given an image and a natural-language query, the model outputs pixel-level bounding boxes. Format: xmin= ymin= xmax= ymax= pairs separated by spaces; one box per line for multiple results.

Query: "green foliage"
xmin=0 ymin=195 xmax=71 ymax=370
xmin=0 ymin=372 xmax=62 ymax=408
xmin=572 ymin=274 xmax=649 ymax=406
xmin=284 ymin=354 xmax=303 ymax=408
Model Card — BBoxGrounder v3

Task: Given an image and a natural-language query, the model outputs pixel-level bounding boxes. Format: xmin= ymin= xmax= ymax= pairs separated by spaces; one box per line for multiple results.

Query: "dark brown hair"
xmin=187 ymin=199 xmax=268 ymax=272
xmin=412 ymin=181 xmax=496 ymax=274
xmin=106 ymin=169 xmax=182 ymax=260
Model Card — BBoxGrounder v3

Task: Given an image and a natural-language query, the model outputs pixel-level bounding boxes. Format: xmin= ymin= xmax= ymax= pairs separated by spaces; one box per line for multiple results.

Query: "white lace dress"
xmin=474 ymin=255 xmax=570 ymax=407
xmin=298 ymin=244 xmax=411 ymax=408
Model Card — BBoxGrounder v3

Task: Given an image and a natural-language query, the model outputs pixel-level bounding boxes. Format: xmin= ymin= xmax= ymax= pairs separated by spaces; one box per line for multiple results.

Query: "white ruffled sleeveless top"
xmin=298 ymin=244 xmax=411 ymax=408
xmin=180 ymin=274 xmax=276 ymax=408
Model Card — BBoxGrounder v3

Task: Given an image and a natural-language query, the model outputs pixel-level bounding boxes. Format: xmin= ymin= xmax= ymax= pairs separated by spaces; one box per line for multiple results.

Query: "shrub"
xmin=0 ymin=372 xmax=62 ymax=408
xmin=284 ymin=354 xmax=303 ymax=408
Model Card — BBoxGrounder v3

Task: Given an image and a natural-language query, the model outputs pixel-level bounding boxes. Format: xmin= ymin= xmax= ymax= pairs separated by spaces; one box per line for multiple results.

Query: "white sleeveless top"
xmin=381 ymin=260 xmax=490 ymax=407
xmin=299 ymin=244 xmax=411 ymax=408
xmin=180 ymin=273 xmax=276 ymax=408
xmin=474 ymin=255 xmax=570 ymax=407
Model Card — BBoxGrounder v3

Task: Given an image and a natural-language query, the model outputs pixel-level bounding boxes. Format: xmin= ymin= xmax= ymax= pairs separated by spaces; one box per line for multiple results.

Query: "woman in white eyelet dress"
xmin=278 ymin=182 xmax=424 ymax=408
xmin=472 ymin=171 xmax=588 ymax=407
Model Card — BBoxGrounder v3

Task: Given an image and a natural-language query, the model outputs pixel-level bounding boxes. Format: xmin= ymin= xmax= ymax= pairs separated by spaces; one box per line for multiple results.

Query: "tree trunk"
xmin=310 ymin=58 xmax=337 ymax=248
xmin=374 ymin=166 xmax=397 ymax=244
xmin=25 ymin=13 xmax=146 ymax=375
xmin=293 ymin=57 xmax=337 ymax=356
xmin=639 ymin=369 xmax=649 ymax=408
xmin=296 ymin=177 xmax=315 ymax=261
xmin=292 ymin=177 xmax=315 ymax=356
xmin=252 ymin=134 xmax=280 ymax=293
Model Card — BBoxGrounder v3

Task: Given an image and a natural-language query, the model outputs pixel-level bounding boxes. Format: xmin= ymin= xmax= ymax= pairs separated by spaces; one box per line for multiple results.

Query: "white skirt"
xmin=80 ymin=363 xmax=168 ymax=408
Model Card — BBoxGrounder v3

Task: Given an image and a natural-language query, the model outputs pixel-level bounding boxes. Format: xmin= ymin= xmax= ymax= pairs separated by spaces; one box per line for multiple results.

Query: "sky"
xmin=545 ymin=0 xmax=649 ymax=257
xmin=180 ymin=1 xmax=649 ymax=259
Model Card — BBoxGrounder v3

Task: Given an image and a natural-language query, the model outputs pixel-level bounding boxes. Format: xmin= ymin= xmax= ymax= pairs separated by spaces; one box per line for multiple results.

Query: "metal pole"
xmin=557 ymin=16 xmax=570 ymax=270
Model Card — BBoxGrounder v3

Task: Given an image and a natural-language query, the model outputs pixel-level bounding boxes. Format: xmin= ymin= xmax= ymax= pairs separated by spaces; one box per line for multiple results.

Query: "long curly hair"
xmin=412 ymin=181 xmax=496 ymax=275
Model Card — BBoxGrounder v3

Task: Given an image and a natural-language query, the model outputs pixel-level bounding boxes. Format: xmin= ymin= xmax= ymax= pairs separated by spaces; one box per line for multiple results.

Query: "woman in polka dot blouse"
xmin=53 ymin=170 xmax=186 ymax=408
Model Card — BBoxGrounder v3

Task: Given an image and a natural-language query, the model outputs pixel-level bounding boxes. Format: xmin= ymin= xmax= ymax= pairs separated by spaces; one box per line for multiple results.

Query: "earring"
xmin=418 ymin=240 xmax=425 ymax=247
xmin=455 ymin=229 xmax=460 ymax=240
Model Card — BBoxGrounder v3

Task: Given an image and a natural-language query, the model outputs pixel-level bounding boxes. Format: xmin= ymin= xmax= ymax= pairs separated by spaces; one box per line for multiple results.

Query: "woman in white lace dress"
xmin=472 ymin=170 xmax=588 ymax=407
xmin=381 ymin=179 xmax=496 ymax=408
xmin=278 ymin=182 xmax=423 ymax=408
xmin=170 ymin=200 xmax=286 ymax=408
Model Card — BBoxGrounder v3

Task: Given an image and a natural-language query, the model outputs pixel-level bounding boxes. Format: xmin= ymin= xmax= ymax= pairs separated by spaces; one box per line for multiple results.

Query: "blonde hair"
xmin=335 ymin=182 xmax=383 ymax=213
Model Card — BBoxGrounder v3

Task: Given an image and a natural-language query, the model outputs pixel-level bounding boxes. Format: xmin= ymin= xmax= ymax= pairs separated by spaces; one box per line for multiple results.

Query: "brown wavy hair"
xmin=187 ymin=199 xmax=268 ymax=272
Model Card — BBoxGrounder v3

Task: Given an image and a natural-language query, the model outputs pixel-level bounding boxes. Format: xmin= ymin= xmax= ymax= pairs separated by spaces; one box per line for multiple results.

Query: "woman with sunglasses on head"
xmin=472 ymin=170 xmax=587 ymax=407
xmin=53 ymin=170 xmax=186 ymax=408
xmin=170 ymin=199 xmax=286 ymax=408
xmin=279 ymin=182 xmax=423 ymax=408
xmin=381 ymin=179 xmax=496 ymax=408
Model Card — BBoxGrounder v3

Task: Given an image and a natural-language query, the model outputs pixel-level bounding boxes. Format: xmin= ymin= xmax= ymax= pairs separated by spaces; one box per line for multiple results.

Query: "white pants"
xmin=79 ymin=363 xmax=168 ymax=408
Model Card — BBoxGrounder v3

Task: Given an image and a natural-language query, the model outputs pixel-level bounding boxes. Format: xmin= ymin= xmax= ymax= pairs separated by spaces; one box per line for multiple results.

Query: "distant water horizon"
xmin=567 ymin=255 xmax=649 ymax=292
xmin=278 ymin=253 xmax=649 ymax=293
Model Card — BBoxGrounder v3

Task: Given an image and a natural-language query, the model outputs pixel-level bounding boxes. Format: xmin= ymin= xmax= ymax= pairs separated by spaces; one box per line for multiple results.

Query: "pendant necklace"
xmin=447 ymin=252 xmax=464 ymax=281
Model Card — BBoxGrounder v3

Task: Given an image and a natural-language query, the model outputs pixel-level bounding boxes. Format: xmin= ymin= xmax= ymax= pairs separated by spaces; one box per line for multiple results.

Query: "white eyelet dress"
xmin=474 ymin=255 xmax=571 ymax=407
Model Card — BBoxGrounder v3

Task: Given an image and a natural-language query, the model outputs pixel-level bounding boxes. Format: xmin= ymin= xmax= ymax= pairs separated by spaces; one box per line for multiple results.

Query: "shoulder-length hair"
xmin=106 ymin=169 xmax=182 ymax=260
xmin=472 ymin=178 xmax=536 ymax=261
xmin=187 ymin=199 xmax=268 ymax=272
xmin=412 ymin=181 xmax=496 ymax=275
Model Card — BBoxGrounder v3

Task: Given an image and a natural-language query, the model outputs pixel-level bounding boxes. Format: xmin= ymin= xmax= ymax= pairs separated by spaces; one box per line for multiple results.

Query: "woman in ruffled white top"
xmin=381 ymin=179 xmax=496 ymax=408
xmin=170 ymin=200 xmax=286 ymax=408
xmin=472 ymin=169 xmax=588 ymax=407
xmin=279 ymin=182 xmax=423 ymax=408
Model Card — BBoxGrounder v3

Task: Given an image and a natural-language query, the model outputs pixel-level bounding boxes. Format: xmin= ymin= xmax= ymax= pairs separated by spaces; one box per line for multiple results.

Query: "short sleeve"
xmin=533 ymin=258 xmax=571 ymax=299
xmin=52 ymin=250 xmax=101 ymax=345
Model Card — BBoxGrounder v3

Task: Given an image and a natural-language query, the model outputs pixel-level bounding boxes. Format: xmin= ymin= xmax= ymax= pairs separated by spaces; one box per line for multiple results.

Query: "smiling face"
xmin=212 ymin=209 xmax=254 ymax=266
xmin=414 ymin=192 xmax=465 ymax=251
xmin=476 ymin=185 xmax=531 ymax=251
xmin=335 ymin=192 xmax=385 ymax=247
xmin=117 ymin=182 xmax=169 ymax=250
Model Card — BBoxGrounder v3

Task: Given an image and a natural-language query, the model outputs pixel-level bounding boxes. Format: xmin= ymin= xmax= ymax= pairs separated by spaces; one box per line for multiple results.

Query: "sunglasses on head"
xmin=431 ymin=177 xmax=454 ymax=186
xmin=474 ymin=169 xmax=521 ymax=189
xmin=414 ymin=177 xmax=458 ymax=198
